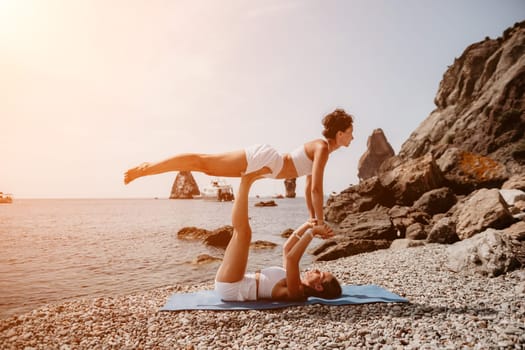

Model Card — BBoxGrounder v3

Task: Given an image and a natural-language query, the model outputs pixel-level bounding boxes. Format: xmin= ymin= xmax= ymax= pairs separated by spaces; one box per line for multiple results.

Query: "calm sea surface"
xmin=0 ymin=198 xmax=312 ymax=319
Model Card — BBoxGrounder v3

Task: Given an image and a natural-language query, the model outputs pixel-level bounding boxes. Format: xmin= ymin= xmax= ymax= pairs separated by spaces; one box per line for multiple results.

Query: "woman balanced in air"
xmin=215 ymin=173 xmax=342 ymax=301
xmin=124 ymin=108 xmax=354 ymax=230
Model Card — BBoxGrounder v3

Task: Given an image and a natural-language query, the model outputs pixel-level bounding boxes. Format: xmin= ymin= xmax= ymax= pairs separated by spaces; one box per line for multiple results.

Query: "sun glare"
xmin=0 ymin=0 xmax=38 ymax=45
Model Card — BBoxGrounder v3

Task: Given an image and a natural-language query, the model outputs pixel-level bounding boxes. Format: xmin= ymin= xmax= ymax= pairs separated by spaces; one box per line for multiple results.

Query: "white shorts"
xmin=214 ymin=273 xmax=257 ymax=301
xmin=244 ymin=144 xmax=284 ymax=179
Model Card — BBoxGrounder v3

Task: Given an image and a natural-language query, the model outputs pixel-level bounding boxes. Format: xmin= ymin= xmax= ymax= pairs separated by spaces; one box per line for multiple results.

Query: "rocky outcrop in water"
xmin=284 ymin=178 xmax=296 ymax=198
xmin=169 ymin=171 xmax=200 ymax=199
xmin=177 ymin=225 xmax=277 ymax=252
xmin=358 ymin=128 xmax=395 ymax=181
xmin=319 ymin=21 xmax=525 ymax=275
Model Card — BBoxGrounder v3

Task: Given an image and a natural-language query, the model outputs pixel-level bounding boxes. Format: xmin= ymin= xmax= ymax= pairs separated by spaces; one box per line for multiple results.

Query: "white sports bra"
xmin=258 ymin=266 xmax=286 ymax=299
xmin=290 ymin=145 xmax=313 ymax=176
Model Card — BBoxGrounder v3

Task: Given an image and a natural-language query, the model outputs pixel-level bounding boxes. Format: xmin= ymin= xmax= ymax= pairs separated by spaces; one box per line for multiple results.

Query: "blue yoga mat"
xmin=161 ymin=284 xmax=408 ymax=311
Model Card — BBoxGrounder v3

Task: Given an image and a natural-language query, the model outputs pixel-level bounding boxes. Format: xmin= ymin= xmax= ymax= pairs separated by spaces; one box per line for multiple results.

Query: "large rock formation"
xmin=319 ymin=21 xmax=525 ymax=269
xmin=357 ymin=128 xmax=395 ymax=181
xmin=398 ymin=21 xmax=525 ymax=175
xmin=170 ymin=171 xmax=200 ymax=199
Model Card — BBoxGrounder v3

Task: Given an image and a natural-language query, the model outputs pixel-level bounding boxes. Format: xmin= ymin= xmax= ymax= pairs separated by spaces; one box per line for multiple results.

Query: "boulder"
xmin=446 ymin=229 xmax=523 ymax=277
xmin=357 ymin=128 xmax=395 ymax=181
xmin=177 ymin=225 xmax=233 ymax=248
xmin=314 ymin=239 xmax=392 ymax=261
xmin=436 ymin=148 xmax=509 ymax=194
xmin=170 ymin=171 xmax=200 ymax=199
xmin=324 ymin=187 xmax=361 ymax=223
xmin=378 ymin=153 xmax=444 ymax=206
xmin=413 ymin=187 xmax=457 ymax=216
xmin=204 ymin=226 xmax=234 ymax=248
xmin=335 ymin=209 xmax=397 ymax=240
xmin=427 ymin=217 xmax=459 ymax=244
xmin=454 ymin=188 xmax=515 ymax=240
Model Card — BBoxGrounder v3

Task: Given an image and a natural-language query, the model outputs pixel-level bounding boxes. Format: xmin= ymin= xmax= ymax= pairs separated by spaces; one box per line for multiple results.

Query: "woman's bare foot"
xmin=124 ymin=162 xmax=150 ymax=184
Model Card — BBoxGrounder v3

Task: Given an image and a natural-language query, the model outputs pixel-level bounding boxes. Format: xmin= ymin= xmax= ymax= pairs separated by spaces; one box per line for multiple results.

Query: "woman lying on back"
xmin=214 ymin=173 xmax=342 ymax=301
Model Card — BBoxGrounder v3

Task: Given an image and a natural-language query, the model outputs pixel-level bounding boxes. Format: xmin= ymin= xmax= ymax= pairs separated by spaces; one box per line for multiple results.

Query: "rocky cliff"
xmin=399 ymin=21 xmax=525 ymax=175
xmin=320 ymin=21 xmax=525 ymax=274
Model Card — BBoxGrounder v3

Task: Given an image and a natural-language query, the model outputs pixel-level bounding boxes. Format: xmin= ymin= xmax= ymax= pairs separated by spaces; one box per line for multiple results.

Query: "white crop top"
xmin=258 ymin=266 xmax=286 ymax=299
xmin=290 ymin=145 xmax=313 ymax=177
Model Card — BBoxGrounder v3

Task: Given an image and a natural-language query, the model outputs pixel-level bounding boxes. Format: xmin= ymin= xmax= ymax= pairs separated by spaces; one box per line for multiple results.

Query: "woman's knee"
xmin=232 ymin=227 xmax=251 ymax=244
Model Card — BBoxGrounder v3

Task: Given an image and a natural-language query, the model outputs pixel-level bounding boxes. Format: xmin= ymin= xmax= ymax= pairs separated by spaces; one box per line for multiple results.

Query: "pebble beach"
xmin=1 ymin=243 xmax=524 ymax=349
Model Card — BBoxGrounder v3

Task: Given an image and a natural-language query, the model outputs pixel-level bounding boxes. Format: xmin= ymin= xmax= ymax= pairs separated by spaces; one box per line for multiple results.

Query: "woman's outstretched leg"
xmin=215 ymin=174 xmax=260 ymax=283
xmin=124 ymin=149 xmax=248 ymax=184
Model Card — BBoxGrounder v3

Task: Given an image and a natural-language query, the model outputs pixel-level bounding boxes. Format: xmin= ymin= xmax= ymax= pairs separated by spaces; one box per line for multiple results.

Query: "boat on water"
xmin=200 ymin=179 xmax=234 ymax=202
xmin=0 ymin=192 xmax=13 ymax=204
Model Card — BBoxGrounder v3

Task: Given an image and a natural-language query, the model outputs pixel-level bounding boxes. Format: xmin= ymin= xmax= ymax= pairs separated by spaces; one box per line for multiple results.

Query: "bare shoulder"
xmin=304 ymin=139 xmax=328 ymax=154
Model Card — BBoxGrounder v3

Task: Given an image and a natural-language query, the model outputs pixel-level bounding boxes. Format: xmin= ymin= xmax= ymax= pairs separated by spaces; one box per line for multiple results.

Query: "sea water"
xmin=0 ymin=198 xmax=312 ymax=319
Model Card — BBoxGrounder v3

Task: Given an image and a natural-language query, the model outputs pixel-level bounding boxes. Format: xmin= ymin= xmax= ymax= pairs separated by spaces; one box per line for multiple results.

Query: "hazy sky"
xmin=1 ymin=1 xmax=524 ymax=198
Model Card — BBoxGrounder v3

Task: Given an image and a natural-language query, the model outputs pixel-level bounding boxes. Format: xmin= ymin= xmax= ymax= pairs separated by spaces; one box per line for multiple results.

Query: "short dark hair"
xmin=322 ymin=108 xmax=354 ymax=139
xmin=303 ymin=276 xmax=342 ymax=299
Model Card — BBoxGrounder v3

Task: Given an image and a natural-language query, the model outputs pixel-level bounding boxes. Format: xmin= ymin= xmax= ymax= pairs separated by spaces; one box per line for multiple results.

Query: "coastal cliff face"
xmin=169 ymin=171 xmax=200 ymax=199
xmin=321 ymin=21 xmax=525 ymax=271
xmin=399 ymin=21 xmax=525 ymax=174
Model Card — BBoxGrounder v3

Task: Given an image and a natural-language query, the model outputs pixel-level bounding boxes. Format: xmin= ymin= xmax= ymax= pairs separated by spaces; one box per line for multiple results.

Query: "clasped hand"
xmin=311 ymin=222 xmax=334 ymax=239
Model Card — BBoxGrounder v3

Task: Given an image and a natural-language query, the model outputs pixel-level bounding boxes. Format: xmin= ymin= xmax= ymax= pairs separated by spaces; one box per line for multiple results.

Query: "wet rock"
xmin=204 ymin=226 xmax=234 ymax=248
xmin=254 ymin=200 xmax=278 ymax=207
xmin=281 ymin=228 xmax=294 ymax=238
